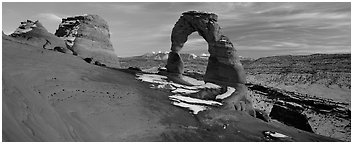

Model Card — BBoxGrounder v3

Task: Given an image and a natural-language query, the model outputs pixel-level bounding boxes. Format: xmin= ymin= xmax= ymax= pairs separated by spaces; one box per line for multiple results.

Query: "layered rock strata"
xmin=55 ymin=14 xmax=119 ymax=68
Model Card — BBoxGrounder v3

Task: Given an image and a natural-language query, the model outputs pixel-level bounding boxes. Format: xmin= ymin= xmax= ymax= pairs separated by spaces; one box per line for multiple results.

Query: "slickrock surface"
xmin=3 ymin=36 xmax=339 ymax=142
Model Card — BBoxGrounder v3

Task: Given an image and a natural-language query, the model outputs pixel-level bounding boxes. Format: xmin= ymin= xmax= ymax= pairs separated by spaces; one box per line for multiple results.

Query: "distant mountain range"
xmin=128 ymin=51 xmax=254 ymax=61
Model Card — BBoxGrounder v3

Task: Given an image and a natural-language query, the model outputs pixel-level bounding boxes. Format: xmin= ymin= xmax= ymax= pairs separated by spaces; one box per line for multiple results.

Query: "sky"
xmin=2 ymin=2 xmax=351 ymax=58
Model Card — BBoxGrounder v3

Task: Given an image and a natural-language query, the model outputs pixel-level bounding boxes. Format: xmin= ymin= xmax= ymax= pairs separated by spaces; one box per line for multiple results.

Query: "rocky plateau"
xmin=120 ymin=53 xmax=351 ymax=141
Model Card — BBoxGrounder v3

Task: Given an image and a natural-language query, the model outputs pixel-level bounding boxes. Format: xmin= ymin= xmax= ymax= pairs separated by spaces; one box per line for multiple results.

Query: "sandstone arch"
xmin=166 ymin=11 xmax=254 ymax=115
xmin=166 ymin=11 xmax=246 ymax=86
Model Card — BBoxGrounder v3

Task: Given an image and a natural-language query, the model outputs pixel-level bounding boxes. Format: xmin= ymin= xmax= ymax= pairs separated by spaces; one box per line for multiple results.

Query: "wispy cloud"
xmin=3 ymin=2 xmax=350 ymax=57
xmin=37 ymin=13 xmax=62 ymax=22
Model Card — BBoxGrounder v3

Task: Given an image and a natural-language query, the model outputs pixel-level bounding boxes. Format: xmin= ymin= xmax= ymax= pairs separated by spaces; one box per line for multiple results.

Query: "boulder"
xmin=55 ymin=14 xmax=120 ymax=68
xmin=270 ymin=102 xmax=313 ymax=133
xmin=9 ymin=20 xmax=71 ymax=53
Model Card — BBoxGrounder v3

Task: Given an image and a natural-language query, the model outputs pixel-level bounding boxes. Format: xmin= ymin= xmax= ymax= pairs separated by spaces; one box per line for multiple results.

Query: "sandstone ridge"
xmin=9 ymin=20 xmax=72 ymax=54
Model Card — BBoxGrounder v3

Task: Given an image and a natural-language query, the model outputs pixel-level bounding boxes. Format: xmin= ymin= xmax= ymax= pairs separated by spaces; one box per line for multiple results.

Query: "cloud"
xmin=34 ymin=13 xmax=63 ymax=33
xmin=37 ymin=13 xmax=62 ymax=22
xmin=290 ymin=45 xmax=351 ymax=55
xmin=212 ymin=2 xmax=350 ymax=57
xmin=110 ymin=3 xmax=144 ymax=13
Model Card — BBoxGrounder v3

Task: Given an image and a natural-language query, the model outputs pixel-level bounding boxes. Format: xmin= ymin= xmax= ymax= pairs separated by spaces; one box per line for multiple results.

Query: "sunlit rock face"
xmin=55 ymin=14 xmax=120 ymax=68
xmin=9 ymin=20 xmax=71 ymax=54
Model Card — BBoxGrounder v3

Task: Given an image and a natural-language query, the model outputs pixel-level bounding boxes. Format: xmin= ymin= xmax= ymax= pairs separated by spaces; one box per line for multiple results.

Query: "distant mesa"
xmin=142 ymin=51 xmax=198 ymax=60
xmin=9 ymin=20 xmax=72 ymax=54
xmin=55 ymin=14 xmax=120 ymax=68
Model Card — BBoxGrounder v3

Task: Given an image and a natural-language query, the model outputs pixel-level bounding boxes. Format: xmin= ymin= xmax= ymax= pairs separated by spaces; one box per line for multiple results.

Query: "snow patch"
xmin=264 ymin=131 xmax=289 ymax=138
xmin=169 ymin=95 xmax=222 ymax=106
xmin=136 ymin=74 xmax=168 ymax=84
xmin=61 ymin=20 xmax=78 ymax=26
xmin=216 ymin=87 xmax=236 ymax=100
xmin=172 ymin=88 xmax=199 ymax=94
xmin=136 ymin=73 xmax=239 ymax=115
xmin=171 ymin=100 xmax=208 ymax=114
xmin=150 ymin=84 xmax=175 ymax=90
xmin=13 ymin=28 xmax=33 ymax=34
xmin=198 ymin=82 xmax=221 ymax=89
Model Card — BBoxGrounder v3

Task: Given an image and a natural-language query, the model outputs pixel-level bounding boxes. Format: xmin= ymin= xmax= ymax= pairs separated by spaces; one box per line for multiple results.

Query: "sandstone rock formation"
xmin=166 ymin=11 xmax=246 ymax=85
xmin=166 ymin=11 xmax=252 ymax=114
xmin=9 ymin=20 xmax=72 ymax=54
xmin=55 ymin=14 xmax=120 ymax=68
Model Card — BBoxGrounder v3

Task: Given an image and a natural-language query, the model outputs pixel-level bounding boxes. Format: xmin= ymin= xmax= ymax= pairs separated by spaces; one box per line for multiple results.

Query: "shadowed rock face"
xmin=9 ymin=20 xmax=72 ymax=54
xmin=166 ymin=11 xmax=251 ymax=114
xmin=55 ymin=14 xmax=120 ymax=68
xmin=270 ymin=103 xmax=313 ymax=133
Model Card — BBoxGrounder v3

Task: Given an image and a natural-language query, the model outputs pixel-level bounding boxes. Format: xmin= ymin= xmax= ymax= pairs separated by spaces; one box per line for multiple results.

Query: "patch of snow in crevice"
xmin=136 ymin=74 xmax=168 ymax=84
xmin=136 ymin=74 xmax=221 ymax=90
xmin=170 ymin=83 xmax=198 ymax=90
xmin=286 ymin=102 xmax=303 ymax=108
xmin=171 ymin=88 xmax=199 ymax=94
xmin=60 ymin=20 xmax=79 ymax=27
xmin=197 ymin=82 xmax=222 ymax=89
xmin=169 ymin=95 xmax=222 ymax=106
xmin=13 ymin=28 xmax=33 ymax=34
xmin=136 ymin=74 xmax=240 ymax=115
xmin=171 ymin=100 xmax=208 ymax=114
xmin=150 ymin=84 xmax=176 ymax=90
xmin=264 ymin=131 xmax=289 ymax=138
xmin=216 ymin=87 xmax=236 ymax=100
